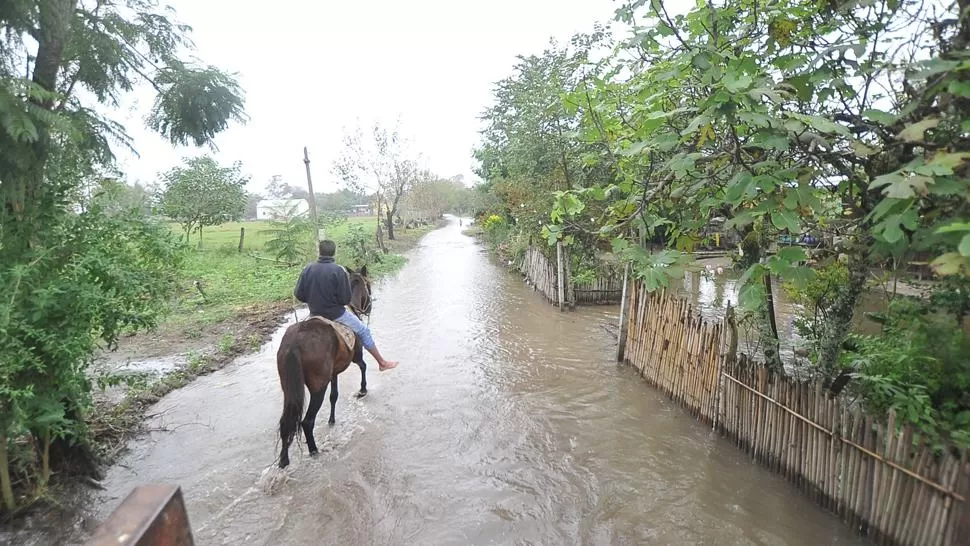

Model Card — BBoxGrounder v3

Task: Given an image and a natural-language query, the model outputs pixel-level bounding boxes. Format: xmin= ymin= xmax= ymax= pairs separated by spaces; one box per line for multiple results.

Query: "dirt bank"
xmin=0 ymin=301 xmax=291 ymax=545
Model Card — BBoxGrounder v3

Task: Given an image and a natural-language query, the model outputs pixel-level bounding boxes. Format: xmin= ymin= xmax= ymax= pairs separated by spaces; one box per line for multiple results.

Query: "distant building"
xmin=348 ymin=204 xmax=374 ymax=216
xmin=256 ymin=198 xmax=309 ymax=220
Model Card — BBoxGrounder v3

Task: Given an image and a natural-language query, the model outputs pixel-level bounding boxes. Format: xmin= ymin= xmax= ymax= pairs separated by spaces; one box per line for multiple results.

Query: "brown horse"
xmin=276 ymin=265 xmax=373 ymax=469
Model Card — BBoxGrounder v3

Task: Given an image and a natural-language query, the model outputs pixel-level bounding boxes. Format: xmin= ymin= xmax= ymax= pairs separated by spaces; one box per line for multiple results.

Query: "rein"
xmin=349 ymin=297 xmax=372 ymax=326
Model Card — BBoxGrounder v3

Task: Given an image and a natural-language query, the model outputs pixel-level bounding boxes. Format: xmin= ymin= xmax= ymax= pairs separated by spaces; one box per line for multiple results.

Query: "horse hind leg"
xmin=354 ymin=342 xmax=367 ymax=398
xmin=328 ymin=375 xmax=339 ymax=426
xmin=301 ymin=388 xmax=326 ymax=456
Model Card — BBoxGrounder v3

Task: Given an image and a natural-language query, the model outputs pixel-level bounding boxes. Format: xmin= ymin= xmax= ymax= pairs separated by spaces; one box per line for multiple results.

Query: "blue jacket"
xmin=294 ymin=256 xmax=351 ymax=320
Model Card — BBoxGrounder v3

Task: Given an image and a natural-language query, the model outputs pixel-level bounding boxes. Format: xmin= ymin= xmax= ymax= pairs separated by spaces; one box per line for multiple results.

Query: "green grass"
xmin=164 ymin=217 xmax=436 ymax=330
xmin=173 ymin=216 xmax=379 ymax=251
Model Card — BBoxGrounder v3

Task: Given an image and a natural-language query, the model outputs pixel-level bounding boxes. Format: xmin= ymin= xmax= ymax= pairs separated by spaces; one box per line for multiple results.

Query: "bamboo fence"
xmin=574 ymin=275 xmax=624 ymax=305
xmin=519 ymin=245 xmax=624 ymax=307
xmin=520 ymin=246 xmax=560 ymax=305
xmin=623 ymin=282 xmax=724 ymax=422
xmin=620 ymin=281 xmax=970 ymax=546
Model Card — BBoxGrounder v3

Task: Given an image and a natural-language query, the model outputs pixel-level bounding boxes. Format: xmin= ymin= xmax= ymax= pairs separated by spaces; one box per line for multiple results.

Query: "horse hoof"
xmin=309 ymin=450 xmax=319 ymax=458
xmin=279 ymin=459 xmax=290 ymax=469
xmin=328 ymin=420 xmax=336 ymax=427
xmin=355 ymin=390 xmax=367 ymax=398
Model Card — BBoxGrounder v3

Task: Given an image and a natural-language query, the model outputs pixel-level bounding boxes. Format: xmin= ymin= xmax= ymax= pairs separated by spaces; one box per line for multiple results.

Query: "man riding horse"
xmin=294 ymin=240 xmax=398 ymax=372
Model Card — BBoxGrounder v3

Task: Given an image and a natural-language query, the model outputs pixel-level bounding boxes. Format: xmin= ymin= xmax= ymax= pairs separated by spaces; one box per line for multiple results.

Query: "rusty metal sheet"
xmin=85 ymin=484 xmax=194 ymax=546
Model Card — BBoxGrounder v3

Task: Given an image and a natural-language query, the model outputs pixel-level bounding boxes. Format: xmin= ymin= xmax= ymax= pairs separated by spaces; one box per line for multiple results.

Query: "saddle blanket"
xmin=306 ymin=315 xmax=356 ymax=352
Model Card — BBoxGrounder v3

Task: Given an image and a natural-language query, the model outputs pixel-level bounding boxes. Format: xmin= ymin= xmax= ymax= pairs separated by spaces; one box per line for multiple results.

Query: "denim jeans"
xmin=333 ymin=308 xmax=375 ymax=350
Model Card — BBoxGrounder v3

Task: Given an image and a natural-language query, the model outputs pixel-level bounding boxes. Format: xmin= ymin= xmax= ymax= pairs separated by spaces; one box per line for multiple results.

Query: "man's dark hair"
xmin=318 ymin=240 xmax=336 ymax=257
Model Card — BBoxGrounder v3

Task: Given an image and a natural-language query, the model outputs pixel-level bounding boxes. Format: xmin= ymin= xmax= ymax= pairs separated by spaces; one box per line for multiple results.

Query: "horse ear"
xmin=360 ymin=265 xmax=368 ymax=277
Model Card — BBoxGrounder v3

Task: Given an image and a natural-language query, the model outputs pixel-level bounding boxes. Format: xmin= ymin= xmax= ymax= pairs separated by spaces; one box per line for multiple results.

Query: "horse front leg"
xmin=328 ymin=375 xmax=339 ymax=426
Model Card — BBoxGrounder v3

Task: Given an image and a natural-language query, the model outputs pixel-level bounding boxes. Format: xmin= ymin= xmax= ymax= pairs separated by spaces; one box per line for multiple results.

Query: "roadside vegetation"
xmin=473 ymin=0 xmax=970 ymax=448
xmin=0 ymin=2 xmax=462 ymax=520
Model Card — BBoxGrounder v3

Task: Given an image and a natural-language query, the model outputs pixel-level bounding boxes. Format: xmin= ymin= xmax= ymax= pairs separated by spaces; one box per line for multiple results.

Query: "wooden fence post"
xmin=564 ymin=245 xmax=575 ymax=309
xmin=303 ymin=147 xmax=320 ymax=243
xmin=616 ymin=262 xmax=630 ymax=362
xmin=237 ymin=227 xmax=245 ymax=253
xmin=556 ymin=241 xmax=565 ymax=311
xmin=955 ymin=457 xmax=970 ymax=546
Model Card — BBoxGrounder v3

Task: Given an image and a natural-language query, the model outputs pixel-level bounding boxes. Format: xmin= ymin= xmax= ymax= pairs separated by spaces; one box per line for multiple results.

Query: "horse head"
xmin=348 ymin=265 xmax=372 ymax=316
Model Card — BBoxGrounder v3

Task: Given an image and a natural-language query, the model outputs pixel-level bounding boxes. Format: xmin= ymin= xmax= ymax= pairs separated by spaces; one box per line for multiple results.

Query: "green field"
xmin=165 ymin=217 xmax=435 ymax=330
xmin=179 ymin=216 xmax=378 ymax=250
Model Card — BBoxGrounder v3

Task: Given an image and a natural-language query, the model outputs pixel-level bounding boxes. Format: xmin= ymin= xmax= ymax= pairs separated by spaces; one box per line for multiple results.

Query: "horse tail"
xmin=279 ymin=346 xmax=305 ymax=449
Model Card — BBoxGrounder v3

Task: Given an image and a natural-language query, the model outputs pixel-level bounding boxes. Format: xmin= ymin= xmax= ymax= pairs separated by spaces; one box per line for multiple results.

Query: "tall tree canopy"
xmin=158 ymin=155 xmax=249 ymax=244
xmin=0 ymin=0 xmax=246 ymax=512
xmin=476 ymin=0 xmax=970 ymax=444
xmin=546 ymin=0 xmax=970 ymax=372
xmin=474 ymin=34 xmax=615 ymax=265
xmin=334 ymin=122 xmax=419 ymax=240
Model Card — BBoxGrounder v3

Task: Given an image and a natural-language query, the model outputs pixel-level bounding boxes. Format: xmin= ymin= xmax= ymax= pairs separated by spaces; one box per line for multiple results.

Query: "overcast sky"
xmin=113 ymin=0 xmax=622 ymax=195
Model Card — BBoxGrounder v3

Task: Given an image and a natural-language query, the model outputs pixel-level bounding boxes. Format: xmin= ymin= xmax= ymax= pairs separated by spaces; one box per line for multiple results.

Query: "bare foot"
xmin=379 ymin=360 xmax=398 ymax=371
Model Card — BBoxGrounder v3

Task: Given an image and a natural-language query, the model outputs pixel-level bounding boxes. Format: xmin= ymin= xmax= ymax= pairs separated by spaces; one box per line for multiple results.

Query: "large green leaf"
xmin=723 ymin=73 xmax=754 ymax=93
xmin=936 ymin=222 xmax=970 ymax=234
xmin=960 ymin=234 xmax=970 ymax=257
xmin=871 ymin=171 xmax=933 ymax=199
xmin=882 ymin=221 xmax=905 ymax=244
xmin=795 ymin=114 xmax=850 ymax=136
xmin=619 ymin=140 xmax=651 ymax=157
xmin=770 ymin=209 xmax=801 ymax=232
xmin=927 ymin=151 xmax=970 ymax=173
xmin=777 ymin=246 xmax=808 ymax=262
xmin=931 ymin=252 xmax=969 ymax=276
xmin=851 ymin=140 xmax=879 ymax=158
xmin=897 ymin=117 xmax=940 ymax=142
xmin=948 ymin=80 xmax=970 ymax=98
xmin=862 ymin=109 xmax=896 ymax=125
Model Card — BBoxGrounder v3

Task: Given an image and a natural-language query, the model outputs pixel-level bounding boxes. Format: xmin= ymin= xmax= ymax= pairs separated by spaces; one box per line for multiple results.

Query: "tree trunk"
xmin=387 ymin=190 xmax=406 ymax=241
xmin=40 ymin=430 xmax=51 ymax=490
xmin=375 ymin=221 xmax=387 ymax=253
xmin=760 ymin=272 xmax=784 ymax=373
xmin=374 ymin=194 xmax=388 ymax=253
xmin=0 ymin=434 xmax=14 ymax=512
xmin=0 ymin=0 xmax=76 ymax=255
xmin=816 ymin=234 xmax=871 ymax=375
xmin=385 ymin=209 xmax=395 ymax=240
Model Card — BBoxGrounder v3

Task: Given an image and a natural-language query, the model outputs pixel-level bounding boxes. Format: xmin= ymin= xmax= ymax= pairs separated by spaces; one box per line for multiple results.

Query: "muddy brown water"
xmin=73 ymin=218 xmax=866 ymax=545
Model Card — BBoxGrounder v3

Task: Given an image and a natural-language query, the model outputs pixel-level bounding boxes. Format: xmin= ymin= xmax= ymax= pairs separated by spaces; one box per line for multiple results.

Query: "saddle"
xmin=306 ymin=313 xmax=357 ymax=353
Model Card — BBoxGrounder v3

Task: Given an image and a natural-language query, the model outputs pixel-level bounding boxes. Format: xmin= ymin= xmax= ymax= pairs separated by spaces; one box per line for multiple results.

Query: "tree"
xmin=542 ymin=0 xmax=970 ymax=378
xmin=86 ymin=179 xmax=155 ymax=217
xmin=317 ymin=188 xmax=368 ymax=213
xmin=259 ymin=201 xmax=313 ymax=264
xmin=334 ymin=122 xmax=419 ymax=240
xmin=0 ymin=0 xmax=245 ymax=512
xmin=245 ymin=191 xmax=262 ymax=220
xmin=474 ymin=34 xmax=612 ymax=267
xmin=265 ymin=175 xmax=308 ymax=200
xmin=404 ymin=174 xmax=462 ymax=221
xmin=158 ymin=156 xmax=248 ymax=245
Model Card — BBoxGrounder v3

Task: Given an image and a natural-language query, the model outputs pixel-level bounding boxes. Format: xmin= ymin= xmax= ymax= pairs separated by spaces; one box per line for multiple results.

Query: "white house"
xmin=256 ymin=198 xmax=310 ymax=220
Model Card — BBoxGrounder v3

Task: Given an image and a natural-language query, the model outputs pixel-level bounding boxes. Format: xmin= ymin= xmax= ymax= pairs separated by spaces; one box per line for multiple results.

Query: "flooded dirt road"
xmin=85 ymin=218 xmax=866 ymax=545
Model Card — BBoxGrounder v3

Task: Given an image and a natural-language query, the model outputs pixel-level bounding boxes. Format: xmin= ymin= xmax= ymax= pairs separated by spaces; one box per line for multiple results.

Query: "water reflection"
xmin=671 ymin=266 xmax=888 ymax=365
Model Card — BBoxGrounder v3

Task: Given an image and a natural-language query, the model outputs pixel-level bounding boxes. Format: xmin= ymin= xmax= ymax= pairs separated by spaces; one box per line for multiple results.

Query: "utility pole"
xmin=303 ymin=147 xmax=321 ymax=242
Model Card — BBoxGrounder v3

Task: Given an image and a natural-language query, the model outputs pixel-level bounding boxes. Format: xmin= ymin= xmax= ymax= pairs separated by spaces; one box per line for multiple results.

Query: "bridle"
xmin=346 ymin=268 xmax=373 ymax=324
